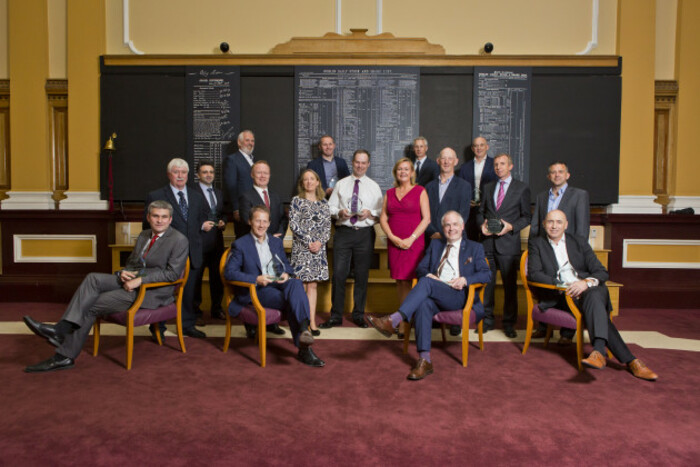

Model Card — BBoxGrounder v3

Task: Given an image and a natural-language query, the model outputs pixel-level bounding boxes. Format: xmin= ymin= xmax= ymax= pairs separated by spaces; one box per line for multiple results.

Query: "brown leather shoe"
xmin=366 ymin=315 xmax=395 ymax=338
xmin=628 ymin=359 xmax=658 ymax=381
xmin=407 ymin=358 xmax=434 ymax=381
xmin=557 ymin=336 xmax=573 ymax=346
xmin=582 ymin=350 xmax=606 ymax=369
xmin=531 ymin=328 xmax=547 ymax=339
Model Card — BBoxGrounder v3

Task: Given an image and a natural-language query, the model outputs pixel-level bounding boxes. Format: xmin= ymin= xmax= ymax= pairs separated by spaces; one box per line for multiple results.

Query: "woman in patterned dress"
xmin=289 ymin=169 xmax=331 ymax=335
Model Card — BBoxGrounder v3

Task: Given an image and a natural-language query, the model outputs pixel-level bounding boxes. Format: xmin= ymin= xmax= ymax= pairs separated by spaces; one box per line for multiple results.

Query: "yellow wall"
xmin=47 ymin=0 xmax=66 ymax=79
xmin=674 ymin=0 xmax=700 ymax=196
xmin=0 ymin=0 xmax=8 ymax=79
xmin=655 ymin=0 xmax=677 ymax=80
xmin=616 ymin=0 xmax=655 ymax=196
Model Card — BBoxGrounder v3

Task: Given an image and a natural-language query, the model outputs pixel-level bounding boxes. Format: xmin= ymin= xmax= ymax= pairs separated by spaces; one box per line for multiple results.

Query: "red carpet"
xmin=1 ymin=324 xmax=699 ymax=465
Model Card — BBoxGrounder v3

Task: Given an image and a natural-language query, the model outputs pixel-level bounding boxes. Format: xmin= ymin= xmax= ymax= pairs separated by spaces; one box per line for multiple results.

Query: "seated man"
xmin=23 ymin=201 xmax=189 ymax=373
xmin=224 ymin=205 xmax=325 ymax=367
xmin=367 ymin=210 xmax=491 ymax=380
xmin=527 ymin=209 xmax=658 ymax=381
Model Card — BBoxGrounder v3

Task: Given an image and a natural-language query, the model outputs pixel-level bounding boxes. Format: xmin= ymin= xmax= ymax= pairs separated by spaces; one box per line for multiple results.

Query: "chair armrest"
xmin=527 ymin=281 xmax=565 ymax=291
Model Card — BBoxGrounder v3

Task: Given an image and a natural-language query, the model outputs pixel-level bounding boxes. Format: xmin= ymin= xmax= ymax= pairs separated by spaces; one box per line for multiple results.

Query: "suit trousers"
xmin=58 ymin=273 xmax=139 ymax=359
xmin=331 ymin=226 xmax=374 ymax=320
xmin=483 ymin=251 xmax=520 ymax=328
xmin=194 ymin=246 xmax=224 ymax=314
xmin=255 ymin=278 xmax=310 ymax=347
xmin=399 ymin=277 xmax=468 ymax=353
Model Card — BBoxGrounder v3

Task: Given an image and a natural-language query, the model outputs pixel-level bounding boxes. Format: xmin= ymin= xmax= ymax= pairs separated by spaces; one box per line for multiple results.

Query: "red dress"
xmin=386 ymin=185 xmax=426 ymax=280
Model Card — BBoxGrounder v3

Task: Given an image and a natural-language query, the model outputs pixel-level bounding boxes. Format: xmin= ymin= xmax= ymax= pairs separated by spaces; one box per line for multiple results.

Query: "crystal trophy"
xmin=556 ymin=262 xmax=579 ymax=287
xmin=348 ymin=197 xmax=364 ymax=217
xmin=207 ymin=209 xmax=221 ymax=223
xmin=127 ymin=256 xmax=147 ymax=278
xmin=265 ymin=254 xmax=287 ymax=281
xmin=486 ymin=218 xmax=504 ymax=234
xmin=328 ymin=176 xmax=337 ymax=189
xmin=473 ymin=185 xmax=481 ymax=204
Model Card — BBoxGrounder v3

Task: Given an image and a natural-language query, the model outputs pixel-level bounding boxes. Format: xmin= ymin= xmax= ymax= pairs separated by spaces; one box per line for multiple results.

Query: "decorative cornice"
xmin=655 ymin=80 xmax=678 ymax=98
xmin=0 ymin=79 xmax=8 ymax=98
xmin=45 ymin=79 xmax=68 ymax=97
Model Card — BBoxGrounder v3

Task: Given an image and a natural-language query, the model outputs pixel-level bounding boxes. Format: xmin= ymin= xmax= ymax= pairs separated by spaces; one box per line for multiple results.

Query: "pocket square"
xmin=464 ymin=257 xmax=473 ymax=264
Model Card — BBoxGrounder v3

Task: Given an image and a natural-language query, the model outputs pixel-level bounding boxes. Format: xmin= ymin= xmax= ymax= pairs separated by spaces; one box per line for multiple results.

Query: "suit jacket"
xmin=416 ymin=237 xmax=492 ymax=320
xmin=192 ymin=183 xmax=226 ymax=254
xmin=223 ymin=150 xmax=254 ymax=212
xmin=527 ymin=233 xmax=610 ymax=311
xmin=477 ymin=178 xmax=531 ymax=256
xmin=307 ymin=156 xmax=351 ymax=191
xmin=424 ymin=176 xmax=472 ymax=237
xmin=124 ymin=227 xmax=189 ymax=309
xmin=238 ymin=188 xmax=288 ymax=237
xmin=529 ymin=186 xmax=590 ymax=239
xmin=144 ymin=186 xmax=209 ymax=269
xmin=413 ymin=157 xmax=440 ymax=187
xmin=458 ymin=156 xmax=498 ymax=202
xmin=224 ymin=233 xmax=294 ymax=316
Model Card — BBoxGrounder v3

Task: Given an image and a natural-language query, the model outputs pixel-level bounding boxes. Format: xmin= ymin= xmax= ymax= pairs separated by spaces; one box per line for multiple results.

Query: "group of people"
xmin=21 ymin=131 xmax=657 ymax=383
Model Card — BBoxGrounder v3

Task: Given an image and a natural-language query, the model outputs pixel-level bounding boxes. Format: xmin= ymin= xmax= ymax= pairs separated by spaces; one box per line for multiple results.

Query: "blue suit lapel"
xmin=244 ymin=234 xmax=263 ymax=273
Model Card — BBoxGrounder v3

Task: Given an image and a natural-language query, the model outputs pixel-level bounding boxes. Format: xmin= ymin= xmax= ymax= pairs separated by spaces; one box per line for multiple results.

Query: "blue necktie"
xmin=178 ymin=191 xmax=189 ymax=221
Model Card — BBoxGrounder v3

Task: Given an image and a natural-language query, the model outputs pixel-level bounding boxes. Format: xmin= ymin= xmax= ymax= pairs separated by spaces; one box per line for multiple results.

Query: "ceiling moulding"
xmin=270 ymin=29 xmax=446 ymax=55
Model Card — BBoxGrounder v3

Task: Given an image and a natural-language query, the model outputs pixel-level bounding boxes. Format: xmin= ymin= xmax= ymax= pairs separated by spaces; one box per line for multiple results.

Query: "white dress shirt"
xmin=328 ymin=174 xmax=383 ymax=228
xmin=438 ymin=238 xmax=462 ymax=282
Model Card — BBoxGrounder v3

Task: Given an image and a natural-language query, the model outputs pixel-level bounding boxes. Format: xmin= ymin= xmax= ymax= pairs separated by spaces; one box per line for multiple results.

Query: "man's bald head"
xmin=543 ymin=209 xmax=568 ymax=242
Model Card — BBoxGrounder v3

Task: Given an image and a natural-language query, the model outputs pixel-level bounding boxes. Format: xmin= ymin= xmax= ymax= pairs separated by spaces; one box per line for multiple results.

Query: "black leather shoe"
xmin=310 ymin=329 xmax=321 ymax=337
xmin=319 ymin=319 xmax=343 ymax=329
xmin=23 ymin=316 xmax=63 ymax=347
xmin=475 ymin=323 xmax=494 ymax=334
xmin=449 ymin=325 xmax=461 ymax=336
xmin=148 ymin=324 xmax=165 ymax=343
xmin=212 ymin=309 xmax=226 ymax=320
xmin=297 ymin=347 xmax=325 ymax=367
xmin=183 ymin=327 xmax=207 ymax=339
xmin=25 ymin=354 xmax=74 ymax=373
xmin=268 ymin=323 xmax=286 ymax=335
xmin=504 ymin=327 xmax=517 ymax=338
xmin=353 ymin=317 xmax=369 ymax=328
xmin=245 ymin=324 xmax=257 ymax=340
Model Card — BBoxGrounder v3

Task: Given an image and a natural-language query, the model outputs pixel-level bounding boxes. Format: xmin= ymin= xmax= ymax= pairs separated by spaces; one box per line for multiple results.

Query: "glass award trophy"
xmin=473 ymin=185 xmax=481 ymax=204
xmin=207 ymin=209 xmax=221 ymax=224
xmin=127 ymin=256 xmax=147 ymax=278
xmin=265 ymin=254 xmax=287 ymax=281
xmin=349 ymin=197 xmax=363 ymax=217
xmin=486 ymin=218 xmax=503 ymax=234
xmin=556 ymin=262 xmax=579 ymax=287
xmin=329 ymin=176 xmax=337 ymax=189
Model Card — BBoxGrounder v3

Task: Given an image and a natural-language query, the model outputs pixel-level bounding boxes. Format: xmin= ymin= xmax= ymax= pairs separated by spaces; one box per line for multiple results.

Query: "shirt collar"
xmin=548 ymin=233 xmax=566 ymax=247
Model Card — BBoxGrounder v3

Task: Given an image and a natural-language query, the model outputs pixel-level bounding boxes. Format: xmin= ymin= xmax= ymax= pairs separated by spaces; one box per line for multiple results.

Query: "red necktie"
xmin=143 ymin=235 xmax=158 ymax=258
xmin=263 ymin=189 xmax=270 ymax=208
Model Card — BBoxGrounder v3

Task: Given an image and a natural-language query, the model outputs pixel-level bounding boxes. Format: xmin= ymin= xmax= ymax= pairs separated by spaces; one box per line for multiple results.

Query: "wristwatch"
xmin=586 ymin=279 xmax=595 ymax=288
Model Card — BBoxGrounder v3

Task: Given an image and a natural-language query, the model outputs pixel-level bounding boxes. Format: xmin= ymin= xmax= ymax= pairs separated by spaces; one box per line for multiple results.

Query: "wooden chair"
xmin=401 ymin=278 xmax=488 ymax=367
xmin=92 ymin=258 xmax=190 ymax=370
xmin=219 ymin=247 xmax=282 ymax=368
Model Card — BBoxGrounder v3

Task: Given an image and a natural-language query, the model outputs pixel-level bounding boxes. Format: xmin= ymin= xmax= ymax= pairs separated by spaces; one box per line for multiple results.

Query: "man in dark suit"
xmin=424 ymin=147 xmax=472 ymax=241
xmin=223 ymin=130 xmax=255 ymax=237
xmin=529 ymin=161 xmax=590 ymax=343
xmin=23 ymin=201 xmax=189 ymax=372
xmin=478 ymin=153 xmax=531 ymax=338
xmin=224 ymin=206 xmax=325 ymax=367
xmin=367 ymin=211 xmax=491 ymax=380
xmin=527 ymin=210 xmax=658 ymax=381
xmin=412 ymin=136 xmax=439 ymax=187
xmin=458 ymin=136 xmax=498 ymax=241
xmin=238 ymin=160 xmax=288 ymax=337
xmin=192 ymin=160 xmax=226 ymax=322
xmin=144 ymin=158 xmax=214 ymax=339
xmin=306 ymin=135 xmax=350 ymax=197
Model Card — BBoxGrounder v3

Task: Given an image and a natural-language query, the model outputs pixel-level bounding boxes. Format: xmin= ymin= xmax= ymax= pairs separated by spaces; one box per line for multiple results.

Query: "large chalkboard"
xmin=100 ymin=59 xmax=620 ymax=205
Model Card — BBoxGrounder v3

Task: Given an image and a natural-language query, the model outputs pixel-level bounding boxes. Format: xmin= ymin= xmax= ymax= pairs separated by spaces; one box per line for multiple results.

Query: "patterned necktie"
xmin=437 ymin=243 xmax=453 ymax=277
xmin=350 ymin=179 xmax=360 ymax=225
xmin=178 ymin=191 xmax=189 ymax=221
xmin=207 ymin=187 xmax=216 ymax=211
xmin=415 ymin=159 xmax=422 ymax=176
xmin=496 ymin=180 xmax=505 ymax=210
xmin=262 ymin=189 xmax=270 ymax=208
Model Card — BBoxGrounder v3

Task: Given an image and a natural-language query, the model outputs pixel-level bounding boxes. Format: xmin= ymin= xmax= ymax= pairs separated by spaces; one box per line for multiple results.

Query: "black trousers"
xmin=194 ymin=246 xmax=224 ymax=314
xmin=483 ymin=251 xmax=519 ymax=328
xmin=331 ymin=226 xmax=374 ymax=321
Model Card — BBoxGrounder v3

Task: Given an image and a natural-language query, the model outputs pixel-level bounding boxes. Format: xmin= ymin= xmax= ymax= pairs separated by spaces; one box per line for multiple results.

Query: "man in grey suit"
xmin=23 ymin=201 xmax=189 ymax=373
xmin=529 ymin=161 xmax=590 ymax=343
xmin=223 ymin=130 xmax=256 ymax=237
xmin=478 ymin=153 xmax=531 ymax=337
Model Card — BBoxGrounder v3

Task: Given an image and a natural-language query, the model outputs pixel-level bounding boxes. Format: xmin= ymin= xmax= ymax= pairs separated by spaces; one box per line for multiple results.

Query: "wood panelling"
xmin=653 ymin=80 xmax=678 ymax=213
xmin=0 ymin=79 xmax=9 ymax=202
xmin=47 ymin=79 xmax=68 ymax=208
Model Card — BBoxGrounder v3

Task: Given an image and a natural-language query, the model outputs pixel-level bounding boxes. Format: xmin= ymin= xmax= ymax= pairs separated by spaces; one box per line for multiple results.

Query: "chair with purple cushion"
xmin=401 ymin=280 xmax=488 ymax=367
xmin=92 ymin=258 xmax=190 ymax=370
xmin=219 ymin=247 xmax=282 ymax=368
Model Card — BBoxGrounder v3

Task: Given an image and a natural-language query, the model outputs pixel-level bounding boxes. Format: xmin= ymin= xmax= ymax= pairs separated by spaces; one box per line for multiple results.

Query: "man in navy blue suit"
xmin=224 ymin=206 xmax=325 ymax=367
xmin=412 ymin=136 xmax=440 ymax=187
xmin=424 ymin=147 xmax=472 ymax=241
xmin=367 ymin=211 xmax=491 ymax=380
xmin=459 ymin=136 xmax=498 ymax=241
xmin=192 ymin=160 xmax=226 ymax=322
xmin=223 ymin=130 xmax=256 ymax=237
xmin=306 ymin=135 xmax=350 ymax=197
xmin=144 ymin=158 xmax=214 ymax=339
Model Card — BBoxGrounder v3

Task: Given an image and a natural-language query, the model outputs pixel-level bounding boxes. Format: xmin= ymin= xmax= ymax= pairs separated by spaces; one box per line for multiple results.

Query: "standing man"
xmin=224 ymin=206 xmax=325 ymax=367
xmin=459 ymin=136 xmax=498 ymax=241
xmin=412 ymin=136 xmax=439 ymax=187
xmin=321 ymin=149 xmax=383 ymax=329
xmin=367 ymin=211 xmax=491 ymax=380
xmin=23 ymin=201 xmax=189 ymax=372
xmin=238 ymin=160 xmax=288 ymax=337
xmin=478 ymin=153 xmax=531 ymax=338
xmin=144 ymin=158 xmax=213 ymax=339
xmin=223 ymin=130 xmax=256 ymax=237
xmin=527 ymin=210 xmax=657 ymax=381
xmin=529 ymin=161 xmax=590 ymax=343
xmin=424 ymin=147 xmax=472 ymax=241
xmin=192 ymin=160 xmax=226 ymax=322
xmin=306 ymin=135 xmax=350 ymax=197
